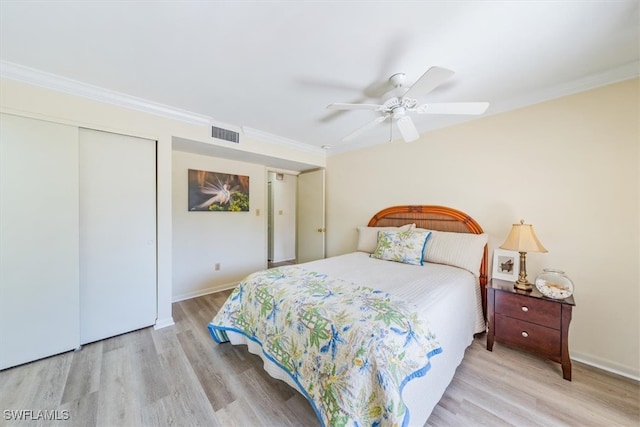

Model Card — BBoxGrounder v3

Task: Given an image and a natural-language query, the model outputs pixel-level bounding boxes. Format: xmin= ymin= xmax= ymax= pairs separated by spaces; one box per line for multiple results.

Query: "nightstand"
xmin=486 ymin=279 xmax=576 ymax=380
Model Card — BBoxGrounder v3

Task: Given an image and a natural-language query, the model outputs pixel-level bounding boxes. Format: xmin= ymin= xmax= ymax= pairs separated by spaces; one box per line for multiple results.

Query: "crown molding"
xmin=0 ymin=60 xmax=211 ymax=125
xmin=567 ymin=61 xmax=639 ymax=92
xmin=0 ymin=61 xmax=327 ymax=157
xmin=492 ymin=61 xmax=640 ymax=116
xmin=241 ymin=126 xmax=326 ymax=156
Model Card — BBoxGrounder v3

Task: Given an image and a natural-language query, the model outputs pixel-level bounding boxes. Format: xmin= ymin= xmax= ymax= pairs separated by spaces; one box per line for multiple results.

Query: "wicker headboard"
xmin=368 ymin=205 xmax=488 ymax=316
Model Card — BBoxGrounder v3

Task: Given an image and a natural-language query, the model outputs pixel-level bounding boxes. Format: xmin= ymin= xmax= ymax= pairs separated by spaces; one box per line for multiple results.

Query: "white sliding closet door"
xmin=0 ymin=114 xmax=80 ymax=369
xmin=79 ymin=129 xmax=156 ymax=344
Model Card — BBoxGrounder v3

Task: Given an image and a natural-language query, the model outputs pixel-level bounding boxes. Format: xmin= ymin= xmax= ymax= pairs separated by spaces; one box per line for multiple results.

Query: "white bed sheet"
xmin=225 ymin=252 xmax=485 ymax=426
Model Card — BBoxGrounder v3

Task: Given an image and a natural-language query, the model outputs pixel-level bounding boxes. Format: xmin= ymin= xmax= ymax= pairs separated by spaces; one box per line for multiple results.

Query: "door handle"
xmin=317 ymin=228 xmax=325 ymax=233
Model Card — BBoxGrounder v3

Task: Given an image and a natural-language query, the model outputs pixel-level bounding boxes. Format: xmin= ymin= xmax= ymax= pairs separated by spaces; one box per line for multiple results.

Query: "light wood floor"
xmin=1 ymin=290 xmax=638 ymax=426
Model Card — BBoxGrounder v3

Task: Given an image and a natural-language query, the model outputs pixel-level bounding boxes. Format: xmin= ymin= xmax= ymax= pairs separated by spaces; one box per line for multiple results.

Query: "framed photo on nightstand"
xmin=492 ymin=249 xmax=520 ymax=281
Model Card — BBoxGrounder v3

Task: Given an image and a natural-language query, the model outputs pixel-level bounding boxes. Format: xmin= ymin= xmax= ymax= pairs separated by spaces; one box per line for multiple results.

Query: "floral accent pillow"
xmin=371 ymin=229 xmax=432 ymax=266
xmin=356 ymin=223 xmax=415 ymax=253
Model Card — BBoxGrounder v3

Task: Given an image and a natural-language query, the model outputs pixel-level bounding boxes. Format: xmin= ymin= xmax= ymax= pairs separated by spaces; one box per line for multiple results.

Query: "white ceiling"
xmin=1 ymin=1 xmax=638 ymax=155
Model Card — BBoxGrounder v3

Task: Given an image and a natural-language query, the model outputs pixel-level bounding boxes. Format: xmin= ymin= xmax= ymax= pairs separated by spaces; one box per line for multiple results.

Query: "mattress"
xmin=218 ymin=252 xmax=484 ymax=426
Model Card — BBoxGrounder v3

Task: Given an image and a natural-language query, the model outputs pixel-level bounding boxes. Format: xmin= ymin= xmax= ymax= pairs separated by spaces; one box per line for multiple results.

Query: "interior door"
xmin=79 ymin=128 xmax=157 ymax=345
xmin=0 ymin=114 xmax=80 ymax=369
xmin=268 ymin=180 xmax=274 ymax=261
xmin=296 ymin=168 xmax=325 ymax=263
xmin=270 ymin=172 xmax=297 ymax=263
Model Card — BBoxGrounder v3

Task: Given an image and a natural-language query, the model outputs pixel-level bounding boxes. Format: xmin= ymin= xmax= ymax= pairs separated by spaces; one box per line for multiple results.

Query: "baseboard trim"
xmin=172 ymin=282 xmax=238 ymax=303
xmin=154 ymin=316 xmax=175 ymax=330
xmin=572 ymin=352 xmax=639 ymax=381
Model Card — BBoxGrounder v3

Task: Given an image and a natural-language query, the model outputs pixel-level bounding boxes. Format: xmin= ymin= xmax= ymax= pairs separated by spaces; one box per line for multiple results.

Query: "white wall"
xmin=171 ymin=150 xmax=267 ymax=301
xmin=270 ymin=173 xmax=297 ymax=262
xmin=325 ymin=79 xmax=639 ymax=379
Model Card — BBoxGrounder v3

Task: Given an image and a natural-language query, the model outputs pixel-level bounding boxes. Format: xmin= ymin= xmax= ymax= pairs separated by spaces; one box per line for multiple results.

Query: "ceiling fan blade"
xmin=415 ymin=102 xmax=490 ymax=115
xmin=343 ymin=115 xmax=388 ymax=141
xmin=403 ymin=66 xmax=455 ymax=99
xmin=327 ymin=103 xmax=383 ymax=111
xmin=396 ymin=116 xmax=420 ymax=142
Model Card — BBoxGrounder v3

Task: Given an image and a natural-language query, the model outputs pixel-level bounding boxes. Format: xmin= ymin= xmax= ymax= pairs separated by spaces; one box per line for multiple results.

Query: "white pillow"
xmin=420 ymin=229 xmax=488 ymax=276
xmin=356 ymin=223 xmax=415 ymax=253
xmin=371 ymin=229 xmax=432 ymax=266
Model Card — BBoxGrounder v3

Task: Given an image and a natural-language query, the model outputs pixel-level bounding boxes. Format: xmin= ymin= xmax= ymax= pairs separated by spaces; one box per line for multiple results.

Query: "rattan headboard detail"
xmin=368 ymin=205 xmax=488 ymax=317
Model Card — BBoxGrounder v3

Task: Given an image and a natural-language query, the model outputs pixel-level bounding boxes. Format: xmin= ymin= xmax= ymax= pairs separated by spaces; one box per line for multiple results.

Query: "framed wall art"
xmin=188 ymin=169 xmax=249 ymax=212
xmin=492 ymin=249 xmax=520 ymax=281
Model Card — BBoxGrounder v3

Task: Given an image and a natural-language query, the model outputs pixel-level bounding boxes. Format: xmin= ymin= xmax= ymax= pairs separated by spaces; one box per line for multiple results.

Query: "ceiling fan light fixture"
xmin=388 ymin=73 xmax=406 ymax=88
xmin=327 ymin=66 xmax=489 ymax=143
xmin=402 ymin=98 xmax=418 ymax=109
xmin=392 ymin=107 xmax=406 ymax=119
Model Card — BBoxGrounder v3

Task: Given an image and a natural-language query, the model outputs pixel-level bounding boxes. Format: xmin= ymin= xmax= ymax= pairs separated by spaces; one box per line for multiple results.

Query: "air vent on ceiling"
xmin=211 ymin=126 xmax=239 ymax=143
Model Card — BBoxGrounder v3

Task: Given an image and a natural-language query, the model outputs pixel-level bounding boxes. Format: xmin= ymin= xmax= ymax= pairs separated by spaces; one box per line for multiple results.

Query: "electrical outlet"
xmin=214 ymin=263 xmax=220 ymax=271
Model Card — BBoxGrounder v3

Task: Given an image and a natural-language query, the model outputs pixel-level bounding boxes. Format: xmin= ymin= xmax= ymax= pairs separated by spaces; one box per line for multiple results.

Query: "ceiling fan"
xmin=327 ymin=67 xmax=489 ymax=143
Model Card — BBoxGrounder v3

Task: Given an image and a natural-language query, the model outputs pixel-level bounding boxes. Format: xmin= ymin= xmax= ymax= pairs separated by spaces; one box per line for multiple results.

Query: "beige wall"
xmin=326 ymin=79 xmax=639 ymax=378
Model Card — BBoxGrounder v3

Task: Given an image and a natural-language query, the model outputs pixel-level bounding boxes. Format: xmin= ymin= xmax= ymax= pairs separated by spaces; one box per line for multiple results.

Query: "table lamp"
xmin=500 ymin=219 xmax=547 ymax=291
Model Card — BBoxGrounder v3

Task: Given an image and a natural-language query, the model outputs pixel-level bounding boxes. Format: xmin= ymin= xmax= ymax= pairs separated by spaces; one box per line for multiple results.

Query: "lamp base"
xmin=513 ymin=279 xmax=533 ymax=292
xmin=513 ymin=251 xmax=533 ymax=291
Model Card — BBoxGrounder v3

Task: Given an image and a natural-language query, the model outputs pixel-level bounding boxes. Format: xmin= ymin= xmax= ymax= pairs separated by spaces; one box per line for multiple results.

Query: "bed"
xmin=208 ymin=205 xmax=488 ymax=426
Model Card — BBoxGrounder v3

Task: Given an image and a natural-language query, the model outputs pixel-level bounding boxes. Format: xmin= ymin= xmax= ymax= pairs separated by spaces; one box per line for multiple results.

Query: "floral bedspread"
xmin=208 ymin=266 xmax=442 ymax=427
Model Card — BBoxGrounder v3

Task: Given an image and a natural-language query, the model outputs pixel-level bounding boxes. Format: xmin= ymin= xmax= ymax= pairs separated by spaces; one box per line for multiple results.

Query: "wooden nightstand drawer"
xmin=487 ymin=279 xmax=575 ymax=380
xmin=495 ymin=291 xmax=561 ymax=329
xmin=494 ymin=314 xmax=561 ymax=357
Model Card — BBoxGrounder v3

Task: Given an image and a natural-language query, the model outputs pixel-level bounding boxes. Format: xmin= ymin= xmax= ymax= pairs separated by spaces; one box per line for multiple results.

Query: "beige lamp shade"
xmin=499 ymin=220 xmax=547 ymax=291
xmin=500 ymin=220 xmax=548 ymax=253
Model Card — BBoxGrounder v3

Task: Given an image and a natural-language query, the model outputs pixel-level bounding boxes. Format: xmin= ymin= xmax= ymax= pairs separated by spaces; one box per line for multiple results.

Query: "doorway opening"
xmin=267 ymin=171 xmax=297 ymax=269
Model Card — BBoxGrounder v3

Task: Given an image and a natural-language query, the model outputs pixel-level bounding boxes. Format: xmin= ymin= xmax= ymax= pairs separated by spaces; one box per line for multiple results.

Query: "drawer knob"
xmin=521 ymin=306 xmax=529 ymax=312
xmin=521 ymin=331 xmax=529 ymax=338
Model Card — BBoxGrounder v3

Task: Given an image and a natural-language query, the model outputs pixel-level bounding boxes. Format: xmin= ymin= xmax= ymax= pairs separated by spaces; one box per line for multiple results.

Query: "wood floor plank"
xmin=428 ymin=393 xmax=462 ymax=423
xmin=95 ymin=346 xmax=142 ymax=427
xmin=126 ymin=328 xmax=171 ymax=406
xmin=176 ymin=329 xmax=239 ymax=411
xmin=446 ymin=376 xmax=549 ymax=427
xmin=100 ymin=330 xmax=130 ymax=354
xmin=58 ymin=391 xmax=99 ymax=427
xmin=151 ymin=324 xmax=181 ymax=356
xmin=61 ymin=342 xmax=103 ymax=404
xmin=236 ymin=367 xmax=301 ymax=426
xmin=0 ymin=354 xmax=71 ymax=427
xmin=215 ymin=396 xmax=265 ymax=427
xmin=283 ymin=393 xmax=322 ymax=426
xmin=448 ymin=355 xmax=562 ymax=426
xmin=0 ymin=357 xmax=37 ymax=410
xmin=142 ymin=347 xmax=221 ymax=427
